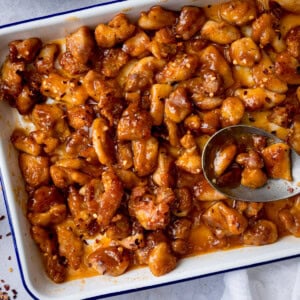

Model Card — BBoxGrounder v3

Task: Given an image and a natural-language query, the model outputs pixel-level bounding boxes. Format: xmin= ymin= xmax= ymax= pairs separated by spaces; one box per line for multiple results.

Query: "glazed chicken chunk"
xmin=2 ymin=0 xmax=300 ymax=283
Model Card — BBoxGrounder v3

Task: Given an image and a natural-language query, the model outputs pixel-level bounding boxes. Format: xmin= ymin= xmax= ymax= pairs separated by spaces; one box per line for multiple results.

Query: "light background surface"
xmin=0 ymin=1 xmax=300 ymax=299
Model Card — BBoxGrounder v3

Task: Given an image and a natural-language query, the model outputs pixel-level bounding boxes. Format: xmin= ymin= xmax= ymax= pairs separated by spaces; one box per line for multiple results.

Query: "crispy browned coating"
xmin=2 ymin=0 xmax=300 ymax=282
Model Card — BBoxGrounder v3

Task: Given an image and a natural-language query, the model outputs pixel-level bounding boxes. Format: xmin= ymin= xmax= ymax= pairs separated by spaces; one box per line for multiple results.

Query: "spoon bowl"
xmin=202 ymin=125 xmax=300 ymax=202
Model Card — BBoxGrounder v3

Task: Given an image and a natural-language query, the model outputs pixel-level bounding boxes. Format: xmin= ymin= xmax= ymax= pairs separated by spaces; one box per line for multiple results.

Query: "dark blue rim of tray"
xmin=0 ymin=0 xmax=128 ymax=29
xmin=2 ymin=167 xmax=300 ymax=300
xmin=1 ymin=1 xmax=300 ymax=298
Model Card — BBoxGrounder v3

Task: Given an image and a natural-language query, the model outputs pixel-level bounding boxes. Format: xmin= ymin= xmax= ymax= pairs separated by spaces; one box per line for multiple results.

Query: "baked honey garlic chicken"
xmin=1 ymin=0 xmax=300 ymax=283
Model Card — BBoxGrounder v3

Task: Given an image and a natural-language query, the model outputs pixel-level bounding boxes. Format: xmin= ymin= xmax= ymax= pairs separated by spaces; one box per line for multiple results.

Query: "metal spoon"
xmin=202 ymin=125 xmax=300 ymax=202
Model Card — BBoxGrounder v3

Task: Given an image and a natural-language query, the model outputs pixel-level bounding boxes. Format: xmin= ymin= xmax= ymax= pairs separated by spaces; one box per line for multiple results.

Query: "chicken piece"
xmin=171 ymin=188 xmax=193 ymax=217
xmin=236 ymin=150 xmax=264 ymax=169
xmin=215 ymin=163 xmax=242 ymax=188
xmin=44 ymin=253 xmax=67 ymax=283
xmin=243 ymin=220 xmax=278 ymax=245
xmin=116 ymin=61 xmax=135 ymax=92
xmin=65 ymin=26 xmax=94 ymax=65
xmin=184 ymin=36 xmax=208 ymax=56
xmin=235 ymin=87 xmax=286 ymax=110
xmin=122 ymin=30 xmax=150 ymax=57
xmin=148 ymin=242 xmax=177 ymax=276
xmin=83 ymin=70 xmax=122 ymax=107
xmin=252 ymin=13 xmax=277 ymax=47
xmin=164 ymin=87 xmax=192 ymax=123
xmin=203 ymin=2 xmax=223 ymax=21
xmin=138 ymin=6 xmax=177 ymax=30
xmin=35 ymin=43 xmax=59 ymax=74
xmin=241 ymin=168 xmax=268 ymax=189
xmin=178 ymin=72 xmax=223 ymax=109
xmin=230 ymin=37 xmax=261 ymax=67
xmin=279 ymin=198 xmax=300 ymax=237
xmin=214 ymin=142 xmax=237 ymax=177
xmin=252 ymin=52 xmax=288 ymax=94
xmin=152 ymin=147 xmax=175 ymax=188
xmin=84 ymin=170 xmax=123 ymax=227
xmin=201 ymin=20 xmax=241 ymax=44
xmin=132 ymin=137 xmax=159 ymax=177
xmin=261 ymin=143 xmax=292 ymax=181
xmin=56 ymin=219 xmax=83 ymax=270
xmin=202 ymin=201 xmax=248 ymax=238
xmin=232 ymin=65 xmax=255 ymax=88
xmin=117 ymin=103 xmax=152 ymax=141
xmin=105 ymin=214 xmax=131 ymax=240
xmin=41 ymin=73 xmax=89 ymax=105
xmin=175 ymin=6 xmax=206 ymax=40
xmin=168 ymin=218 xmax=192 ymax=241
xmin=9 ymin=38 xmax=42 ymax=62
xmin=193 ymin=174 xmax=227 ymax=201
xmin=11 ymin=129 xmax=41 ymax=156
xmin=220 ymin=96 xmax=245 ymax=127
xmin=65 ymin=129 xmax=98 ymax=162
xmin=88 ymin=246 xmax=130 ymax=276
xmin=30 ymin=130 xmax=59 ymax=154
xmin=116 ymin=142 xmax=133 ymax=170
xmin=55 ymin=158 xmax=102 ymax=178
xmin=68 ymin=186 xmax=100 ymax=237
xmin=32 ymin=103 xmax=63 ymax=131
xmin=59 ymin=51 xmax=89 ymax=75
xmin=184 ymin=114 xmax=202 ymax=134
xmin=50 ymin=165 xmax=92 ymax=189
xmin=19 ymin=153 xmax=50 ymax=187
xmin=148 ymin=27 xmax=177 ymax=59
xmin=235 ymin=201 xmax=263 ymax=218
xmin=115 ymin=169 xmax=147 ymax=189
xmin=27 ymin=185 xmax=67 ymax=226
xmin=125 ymin=56 xmax=166 ymax=92
xmin=15 ymin=84 xmax=43 ymax=115
xmin=220 ymin=0 xmax=257 ymax=26
xmin=31 ymin=225 xmax=57 ymax=255
xmin=1 ymin=58 xmax=25 ymax=98
xmin=31 ymin=226 xmax=66 ymax=283
xmin=99 ymin=96 xmax=125 ymax=127
xmin=135 ymin=230 xmax=168 ymax=266
xmin=66 ymin=104 xmax=94 ymax=130
xmin=286 ymin=26 xmax=300 ymax=60
xmin=150 ymin=83 xmax=172 ymax=126
xmin=156 ymin=54 xmax=198 ymax=84
xmin=164 ymin=118 xmax=180 ymax=147
xmin=92 ymin=117 xmax=115 ymax=166
xmin=274 ymin=0 xmax=300 ymax=13
xmin=199 ymin=109 xmax=221 ymax=135
xmin=28 ymin=202 xmax=67 ymax=226
xmin=118 ymin=232 xmax=145 ymax=251
xmin=267 ymin=106 xmax=290 ymax=128
xmin=193 ymin=95 xmax=223 ymax=111
xmin=175 ymin=147 xmax=202 ymax=175
xmin=128 ymin=186 xmax=175 ymax=230
xmin=252 ymin=134 xmax=268 ymax=152
xmin=198 ymin=45 xmax=234 ymax=88
xmin=289 ymin=118 xmax=300 ymax=155
xmin=32 ymin=103 xmax=70 ymax=140
xmin=27 ymin=185 xmax=65 ymax=213
xmin=275 ymin=51 xmax=300 ymax=85
xmin=99 ymin=48 xmax=129 ymax=78
xmin=95 ymin=13 xmax=135 ymax=48
xmin=180 ymin=131 xmax=197 ymax=149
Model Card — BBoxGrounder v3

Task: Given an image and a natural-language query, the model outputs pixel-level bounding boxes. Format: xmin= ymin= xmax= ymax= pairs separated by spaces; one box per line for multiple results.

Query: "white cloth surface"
xmin=0 ymin=1 xmax=300 ymax=300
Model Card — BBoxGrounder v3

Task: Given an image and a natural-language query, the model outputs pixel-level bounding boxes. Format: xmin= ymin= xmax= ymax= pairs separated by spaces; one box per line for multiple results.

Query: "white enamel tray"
xmin=1 ymin=1 xmax=300 ymax=299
